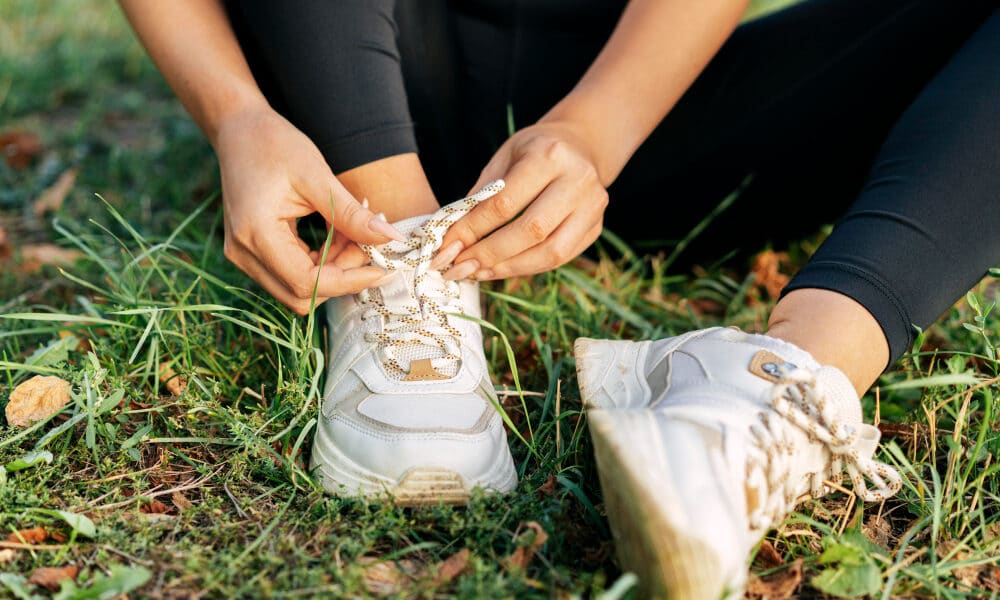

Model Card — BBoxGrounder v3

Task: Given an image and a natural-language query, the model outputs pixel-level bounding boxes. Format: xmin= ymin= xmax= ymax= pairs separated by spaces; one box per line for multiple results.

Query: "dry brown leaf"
xmin=5 ymin=527 xmax=48 ymax=544
xmin=536 ymin=474 xmax=557 ymax=497
xmin=502 ymin=521 xmax=549 ymax=572
xmin=750 ymin=250 xmax=791 ymax=300
xmin=0 ymin=129 xmax=43 ymax=169
xmin=0 ymin=549 xmax=15 ymax=564
xmin=28 ymin=565 xmax=79 ymax=591
xmin=158 ymin=363 xmax=187 ymax=396
xmin=33 ymin=168 xmax=77 ymax=219
xmin=57 ymin=330 xmax=92 ymax=352
xmin=5 ymin=375 xmax=71 ymax=427
xmin=0 ymin=225 xmax=9 ymax=260
xmin=745 ymin=558 xmax=803 ymax=600
xmin=432 ymin=548 xmax=471 ymax=584
xmin=937 ymin=540 xmax=983 ymax=589
xmin=752 ymin=539 xmax=784 ymax=570
xmin=17 ymin=244 xmax=84 ymax=273
xmin=140 ymin=498 xmax=171 ymax=514
xmin=171 ymin=491 xmax=194 ymax=511
xmin=359 ymin=556 xmax=420 ymax=596
xmin=863 ymin=514 xmax=892 ymax=549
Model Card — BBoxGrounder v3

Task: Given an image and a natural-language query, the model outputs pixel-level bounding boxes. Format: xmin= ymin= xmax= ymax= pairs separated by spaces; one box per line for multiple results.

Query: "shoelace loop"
xmin=747 ymin=367 xmax=903 ymax=532
xmin=357 ymin=180 xmax=505 ymax=378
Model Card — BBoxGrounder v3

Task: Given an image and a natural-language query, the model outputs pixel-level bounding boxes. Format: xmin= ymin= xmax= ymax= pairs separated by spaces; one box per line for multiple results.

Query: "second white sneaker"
xmin=310 ymin=181 xmax=518 ymax=506
xmin=575 ymin=327 xmax=902 ymax=599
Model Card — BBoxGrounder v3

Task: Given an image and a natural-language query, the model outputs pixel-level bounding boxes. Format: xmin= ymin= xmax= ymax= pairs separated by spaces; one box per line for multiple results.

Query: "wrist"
xmin=540 ymin=91 xmax=638 ymax=186
xmin=198 ymin=82 xmax=271 ymax=149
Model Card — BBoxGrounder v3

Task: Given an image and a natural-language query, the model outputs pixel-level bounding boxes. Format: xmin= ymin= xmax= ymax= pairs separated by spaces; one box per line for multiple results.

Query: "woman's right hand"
xmin=212 ymin=107 xmax=404 ymax=315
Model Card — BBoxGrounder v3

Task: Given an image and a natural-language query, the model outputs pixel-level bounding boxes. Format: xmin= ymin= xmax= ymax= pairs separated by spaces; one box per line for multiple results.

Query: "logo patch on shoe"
xmin=403 ymin=358 xmax=450 ymax=381
xmin=748 ymin=350 xmax=797 ymax=382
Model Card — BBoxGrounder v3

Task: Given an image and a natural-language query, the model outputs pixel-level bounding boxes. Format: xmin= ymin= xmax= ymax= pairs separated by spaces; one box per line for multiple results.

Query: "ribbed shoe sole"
xmin=589 ymin=410 xmax=741 ymax=600
xmin=310 ymin=427 xmax=517 ymax=507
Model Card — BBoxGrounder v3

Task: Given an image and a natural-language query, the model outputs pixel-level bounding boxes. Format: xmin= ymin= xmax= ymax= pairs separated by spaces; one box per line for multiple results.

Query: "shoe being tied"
xmin=574 ymin=327 xmax=902 ymax=600
xmin=310 ymin=180 xmax=518 ymax=506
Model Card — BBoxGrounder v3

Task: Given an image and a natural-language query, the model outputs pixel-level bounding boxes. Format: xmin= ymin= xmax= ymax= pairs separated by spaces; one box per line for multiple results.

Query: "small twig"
xmin=224 ymin=480 xmax=248 ymax=520
xmin=0 ymin=541 xmax=66 ymax=551
xmin=91 ymin=467 xmax=220 ymax=511
xmin=102 ymin=544 xmax=154 ymax=566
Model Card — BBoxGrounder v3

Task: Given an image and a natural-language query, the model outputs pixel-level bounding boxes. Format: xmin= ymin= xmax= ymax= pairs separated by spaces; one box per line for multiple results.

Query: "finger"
xmin=330 ymin=242 xmax=370 ymax=270
xmin=448 ymin=174 xmax=579 ymax=275
xmin=446 ymin=152 xmax=557 ymax=256
xmin=299 ymin=174 xmax=406 ymax=245
xmin=232 ymin=246 xmax=331 ymax=316
xmin=478 ymin=217 xmax=603 ymax=280
xmin=310 ymin=263 xmax=391 ymax=297
xmin=254 ymin=220 xmax=350 ymax=302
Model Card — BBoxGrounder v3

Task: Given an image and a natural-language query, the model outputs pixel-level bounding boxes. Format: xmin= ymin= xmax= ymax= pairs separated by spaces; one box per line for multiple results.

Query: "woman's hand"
xmin=435 ymin=120 xmax=609 ymax=281
xmin=214 ymin=107 xmax=403 ymax=314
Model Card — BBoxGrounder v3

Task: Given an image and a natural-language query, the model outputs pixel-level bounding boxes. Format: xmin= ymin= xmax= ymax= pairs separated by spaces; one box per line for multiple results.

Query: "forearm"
xmin=118 ymin=0 xmax=268 ymax=147
xmin=543 ymin=0 xmax=750 ymax=185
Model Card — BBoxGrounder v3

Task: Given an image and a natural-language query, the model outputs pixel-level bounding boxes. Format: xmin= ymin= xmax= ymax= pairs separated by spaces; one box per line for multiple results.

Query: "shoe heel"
xmin=589 ymin=409 xmax=736 ymax=600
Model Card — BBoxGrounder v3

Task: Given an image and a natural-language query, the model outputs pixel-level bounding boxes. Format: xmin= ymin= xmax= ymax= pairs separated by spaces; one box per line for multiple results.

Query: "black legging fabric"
xmin=225 ymin=0 xmax=1000 ymax=368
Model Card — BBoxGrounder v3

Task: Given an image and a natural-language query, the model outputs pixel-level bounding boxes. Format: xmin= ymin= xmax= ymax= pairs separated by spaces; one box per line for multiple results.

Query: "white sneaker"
xmin=574 ymin=327 xmax=902 ymax=599
xmin=310 ymin=181 xmax=518 ymax=506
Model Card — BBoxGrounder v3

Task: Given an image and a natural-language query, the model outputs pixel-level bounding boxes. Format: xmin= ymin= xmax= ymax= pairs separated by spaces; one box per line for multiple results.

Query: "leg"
xmin=778 ymin=9 xmax=1000 ymax=387
xmin=575 ymin=8 xmax=1000 ymax=598
xmin=224 ymin=2 xmax=519 ymax=505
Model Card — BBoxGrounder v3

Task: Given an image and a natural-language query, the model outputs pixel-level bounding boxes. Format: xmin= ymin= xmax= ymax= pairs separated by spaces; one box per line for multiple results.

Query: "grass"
xmin=2 ymin=1 xmax=1000 ymax=598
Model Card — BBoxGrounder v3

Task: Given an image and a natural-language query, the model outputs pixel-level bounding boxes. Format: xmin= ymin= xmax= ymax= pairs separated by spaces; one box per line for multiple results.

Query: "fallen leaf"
xmin=359 ymin=556 xmax=420 ymax=596
xmin=937 ymin=539 xmax=983 ymax=589
xmin=0 ymin=129 xmax=43 ymax=169
xmin=0 ymin=549 xmax=15 ymax=564
xmin=33 ymin=168 xmax=77 ymax=218
xmin=28 ymin=565 xmax=79 ymax=591
xmin=17 ymin=244 xmax=84 ymax=273
xmin=503 ymin=521 xmax=549 ymax=572
xmin=139 ymin=498 xmax=171 ymax=515
xmin=745 ymin=558 xmax=803 ymax=599
xmin=5 ymin=375 xmax=71 ymax=427
xmin=171 ymin=491 xmax=194 ymax=511
xmin=752 ymin=539 xmax=784 ymax=570
xmin=536 ymin=474 xmax=557 ymax=497
xmin=750 ymin=249 xmax=790 ymax=300
xmin=432 ymin=548 xmax=471 ymax=584
xmin=158 ymin=363 xmax=187 ymax=396
xmin=57 ymin=330 xmax=92 ymax=352
xmin=862 ymin=514 xmax=892 ymax=549
xmin=5 ymin=527 xmax=47 ymax=544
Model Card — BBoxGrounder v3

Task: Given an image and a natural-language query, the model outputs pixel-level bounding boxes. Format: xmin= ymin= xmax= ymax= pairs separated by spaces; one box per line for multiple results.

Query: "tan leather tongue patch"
xmin=403 ymin=358 xmax=449 ymax=381
xmin=748 ymin=349 xmax=796 ymax=382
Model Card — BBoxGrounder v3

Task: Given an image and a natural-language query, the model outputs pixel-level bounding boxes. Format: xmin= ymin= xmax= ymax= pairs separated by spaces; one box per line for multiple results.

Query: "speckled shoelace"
xmin=747 ymin=367 xmax=903 ymax=532
xmin=357 ymin=180 xmax=505 ymax=378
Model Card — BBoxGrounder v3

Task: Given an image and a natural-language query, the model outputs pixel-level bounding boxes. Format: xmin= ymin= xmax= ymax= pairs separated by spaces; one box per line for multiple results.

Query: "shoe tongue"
xmin=373 ymin=213 xmax=458 ymax=380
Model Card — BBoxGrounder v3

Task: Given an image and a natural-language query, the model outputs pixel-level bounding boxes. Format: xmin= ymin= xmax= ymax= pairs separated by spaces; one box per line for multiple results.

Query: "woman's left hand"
xmin=435 ymin=120 xmax=609 ymax=281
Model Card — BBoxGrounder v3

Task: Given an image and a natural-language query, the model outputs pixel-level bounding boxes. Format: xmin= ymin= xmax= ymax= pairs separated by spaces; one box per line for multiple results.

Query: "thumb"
xmin=310 ymin=176 xmax=406 ymax=245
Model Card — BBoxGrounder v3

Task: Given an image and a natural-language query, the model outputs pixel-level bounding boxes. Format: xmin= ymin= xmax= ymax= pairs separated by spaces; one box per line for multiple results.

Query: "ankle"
xmin=766 ymin=289 xmax=889 ymax=396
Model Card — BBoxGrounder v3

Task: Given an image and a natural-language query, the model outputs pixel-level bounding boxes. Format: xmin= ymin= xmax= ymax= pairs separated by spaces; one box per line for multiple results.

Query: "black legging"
xmin=225 ymin=0 xmax=1000 ymax=368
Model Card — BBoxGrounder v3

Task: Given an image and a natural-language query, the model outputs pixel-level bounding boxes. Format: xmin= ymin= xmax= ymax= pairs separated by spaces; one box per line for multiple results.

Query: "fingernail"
xmin=444 ymin=260 xmax=479 ymax=281
xmin=431 ymin=241 xmax=464 ymax=270
xmin=368 ymin=217 xmax=406 ymax=242
xmin=474 ymin=268 xmax=494 ymax=281
xmin=361 ymin=197 xmax=370 ymax=209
